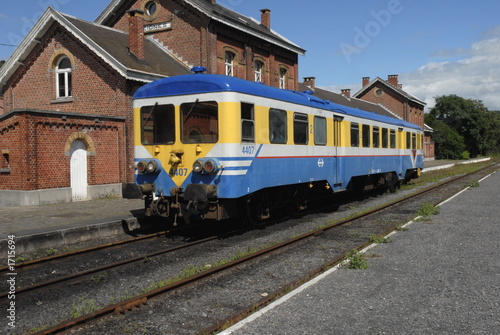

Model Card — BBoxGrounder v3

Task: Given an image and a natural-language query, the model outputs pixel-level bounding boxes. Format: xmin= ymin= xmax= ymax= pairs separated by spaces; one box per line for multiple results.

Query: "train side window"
xmin=373 ymin=126 xmax=380 ymax=148
xmin=362 ymin=124 xmax=370 ymax=148
xmin=141 ymin=103 xmax=175 ymax=145
xmin=294 ymin=113 xmax=308 ymax=145
xmin=406 ymin=132 xmax=411 ymax=149
xmin=241 ymin=103 xmax=254 ymax=142
xmin=390 ymin=129 xmax=396 ymax=148
xmin=269 ymin=108 xmax=287 ymax=144
xmin=181 ymin=100 xmax=218 ymax=143
xmin=350 ymin=122 xmax=359 ymax=147
xmin=412 ymin=133 xmax=417 ymax=149
xmin=314 ymin=116 xmax=327 ymax=146
xmin=382 ymin=128 xmax=388 ymax=148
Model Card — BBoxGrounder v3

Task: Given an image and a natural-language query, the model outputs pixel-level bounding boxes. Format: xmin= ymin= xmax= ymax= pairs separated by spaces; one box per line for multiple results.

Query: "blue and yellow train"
xmin=132 ymin=67 xmax=424 ymax=224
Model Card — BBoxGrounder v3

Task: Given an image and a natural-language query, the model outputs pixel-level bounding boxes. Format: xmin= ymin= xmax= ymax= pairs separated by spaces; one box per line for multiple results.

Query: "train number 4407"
xmin=241 ymin=145 xmax=255 ymax=155
xmin=169 ymin=168 xmax=189 ymax=177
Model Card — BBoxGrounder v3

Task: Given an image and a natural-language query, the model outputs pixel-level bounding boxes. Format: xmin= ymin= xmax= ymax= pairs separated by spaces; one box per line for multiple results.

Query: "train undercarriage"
xmin=140 ymin=169 xmax=420 ymax=225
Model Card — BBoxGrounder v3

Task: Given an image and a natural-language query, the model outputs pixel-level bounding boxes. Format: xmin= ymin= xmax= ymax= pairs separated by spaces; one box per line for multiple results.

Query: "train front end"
xmin=132 ymin=72 xmax=243 ymax=224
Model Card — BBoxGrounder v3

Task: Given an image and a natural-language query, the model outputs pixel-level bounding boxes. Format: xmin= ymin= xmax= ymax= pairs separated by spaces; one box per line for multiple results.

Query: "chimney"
xmin=341 ymin=89 xmax=351 ymax=98
xmin=362 ymin=76 xmax=370 ymax=87
xmin=388 ymin=74 xmax=398 ymax=87
xmin=303 ymin=76 xmax=316 ymax=88
xmin=260 ymin=9 xmax=271 ymax=29
xmin=127 ymin=9 xmax=145 ymax=60
xmin=209 ymin=0 xmax=216 ymax=3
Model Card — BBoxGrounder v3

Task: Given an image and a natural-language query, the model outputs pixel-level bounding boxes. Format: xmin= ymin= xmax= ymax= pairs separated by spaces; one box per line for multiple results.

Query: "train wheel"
xmin=386 ymin=173 xmax=399 ymax=193
xmin=244 ymin=194 xmax=270 ymax=226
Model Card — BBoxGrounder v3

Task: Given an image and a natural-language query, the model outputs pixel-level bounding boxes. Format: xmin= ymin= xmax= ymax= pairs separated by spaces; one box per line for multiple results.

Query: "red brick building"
xmin=0 ymin=0 xmax=304 ymax=205
xmin=354 ymin=75 xmax=435 ymax=160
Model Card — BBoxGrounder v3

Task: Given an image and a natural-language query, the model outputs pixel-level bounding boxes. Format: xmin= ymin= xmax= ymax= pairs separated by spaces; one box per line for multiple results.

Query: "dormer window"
xmin=56 ymin=56 xmax=72 ymax=99
xmin=225 ymin=51 xmax=235 ymax=77
xmin=279 ymin=67 xmax=287 ymax=89
xmin=254 ymin=60 xmax=263 ymax=82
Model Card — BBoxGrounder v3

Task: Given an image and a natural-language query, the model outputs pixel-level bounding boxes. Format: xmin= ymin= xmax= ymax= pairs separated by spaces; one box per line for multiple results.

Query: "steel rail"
xmin=35 ymin=163 xmax=497 ymax=335
xmin=202 ymin=163 xmax=499 ymax=334
xmin=0 ymin=234 xmax=219 ymax=300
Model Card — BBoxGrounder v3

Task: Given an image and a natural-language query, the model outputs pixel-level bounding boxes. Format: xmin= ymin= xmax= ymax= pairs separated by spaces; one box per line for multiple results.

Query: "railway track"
xmin=8 ymin=161 xmax=497 ymax=334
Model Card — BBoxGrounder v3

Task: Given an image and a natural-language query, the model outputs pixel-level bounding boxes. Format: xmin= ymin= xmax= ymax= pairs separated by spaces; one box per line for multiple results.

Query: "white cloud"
xmin=401 ymin=36 xmax=500 ymax=111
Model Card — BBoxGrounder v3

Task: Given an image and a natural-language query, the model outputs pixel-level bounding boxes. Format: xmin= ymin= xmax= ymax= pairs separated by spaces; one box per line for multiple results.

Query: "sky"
xmin=1 ymin=0 xmax=499 ymax=111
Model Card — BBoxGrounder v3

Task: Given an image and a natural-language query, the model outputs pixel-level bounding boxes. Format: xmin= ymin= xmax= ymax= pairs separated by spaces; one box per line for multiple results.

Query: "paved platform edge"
xmin=422 ymin=157 xmax=490 ymax=173
xmin=219 ymin=169 xmax=498 ymax=335
xmin=0 ymin=217 xmax=140 ymax=260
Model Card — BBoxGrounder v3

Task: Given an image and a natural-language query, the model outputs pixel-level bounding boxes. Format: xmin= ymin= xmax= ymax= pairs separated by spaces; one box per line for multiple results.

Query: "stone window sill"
xmin=51 ymin=97 xmax=74 ymax=104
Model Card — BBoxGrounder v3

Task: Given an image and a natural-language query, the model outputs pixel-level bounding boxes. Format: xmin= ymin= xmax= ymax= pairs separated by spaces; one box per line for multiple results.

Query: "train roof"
xmin=134 ymin=73 xmax=422 ymax=131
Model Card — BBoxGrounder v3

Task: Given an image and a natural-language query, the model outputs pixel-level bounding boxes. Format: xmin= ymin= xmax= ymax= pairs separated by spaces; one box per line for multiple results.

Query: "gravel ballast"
xmin=223 ymin=170 xmax=500 ymax=335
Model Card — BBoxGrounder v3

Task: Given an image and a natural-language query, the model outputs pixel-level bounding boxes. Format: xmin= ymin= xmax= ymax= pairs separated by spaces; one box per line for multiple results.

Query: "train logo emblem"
xmin=317 ymin=158 xmax=325 ymax=168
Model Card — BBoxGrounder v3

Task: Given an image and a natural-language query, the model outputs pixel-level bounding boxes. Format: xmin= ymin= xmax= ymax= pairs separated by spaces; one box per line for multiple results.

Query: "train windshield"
xmin=141 ymin=103 xmax=175 ymax=145
xmin=181 ymin=100 xmax=218 ymax=143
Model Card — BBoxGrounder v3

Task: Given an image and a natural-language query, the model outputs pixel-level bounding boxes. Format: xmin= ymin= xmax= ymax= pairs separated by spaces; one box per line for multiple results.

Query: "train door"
xmin=398 ymin=128 xmax=405 ymax=178
xmin=333 ymin=116 xmax=343 ymax=185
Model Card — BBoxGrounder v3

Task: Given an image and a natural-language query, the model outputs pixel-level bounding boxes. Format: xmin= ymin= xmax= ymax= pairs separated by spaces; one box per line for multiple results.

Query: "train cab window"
xmin=241 ymin=103 xmax=255 ymax=142
xmin=390 ymin=129 xmax=396 ymax=148
xmin=382 ymin=128 xmax=388 ymax=148
xmin=406 ymin=132 xmax=411 ymax=149
xmin=350 ymin=122 xmax=359 ymax=147
xmin=362 ymin=124 xmax=371 ymax=148
xmin=314 ymin=116 xmax=327 ymax=146
xmin=412 ymin=133 xmax=417 ymax=149
xmin=373 ymin=126 xmax=380 ymax=148
xmin=141 ymin=103 xmax=175 ymax=145
xmin=181 ymin=100 xmax=218 ymax=143
xmin=294 ymin=113 xmax=308 ymax=145
xmin=269 ymin=108 xmax=287 ymax=144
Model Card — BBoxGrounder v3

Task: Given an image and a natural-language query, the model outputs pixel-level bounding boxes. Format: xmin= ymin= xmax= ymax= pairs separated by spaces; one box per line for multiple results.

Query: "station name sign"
xmin=144 ymin=21 xmax=172 ymax=33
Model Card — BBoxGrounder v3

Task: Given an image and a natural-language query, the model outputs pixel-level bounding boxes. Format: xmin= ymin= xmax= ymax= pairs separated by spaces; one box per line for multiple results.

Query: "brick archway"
xmin=64 ymin=132 xmax=96 ymax=156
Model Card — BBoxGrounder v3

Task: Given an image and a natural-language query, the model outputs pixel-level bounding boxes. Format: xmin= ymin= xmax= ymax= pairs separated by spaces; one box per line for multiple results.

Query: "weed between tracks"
xmin=343 ymin=249 xmax=369 ymax=270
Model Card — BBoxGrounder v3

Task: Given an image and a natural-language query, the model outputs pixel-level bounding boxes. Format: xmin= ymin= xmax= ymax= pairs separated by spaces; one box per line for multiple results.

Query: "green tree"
xmin=425 ymin=113 xmax=466 ymax=159
xmin=429 ymin=95 xmax=493 ymax=157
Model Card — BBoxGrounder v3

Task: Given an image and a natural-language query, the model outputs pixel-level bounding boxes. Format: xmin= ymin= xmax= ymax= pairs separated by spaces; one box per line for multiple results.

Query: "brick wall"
xmin=112 ymin=0 xmax=207 ymax=67
xmin=109 ymin=0 xmax=300 ymax=89
xmin=0 ymin=111 xmax=126 ymax=190
xmin=359 ymin=84 xmax=425 ymax=129
xmin=0 ymin=23 xmax=134 ymax=191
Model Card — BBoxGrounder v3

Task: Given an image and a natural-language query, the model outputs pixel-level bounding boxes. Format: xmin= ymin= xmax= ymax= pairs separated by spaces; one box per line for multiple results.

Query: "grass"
xmin=70 ymin=297 xmax=98 ymax=319
xmin=417 ymin=202 xmax=440 ymax=217
xmin=343 ymin=249 xmax=368 ymax=270
xmin=368 ymin=234 xmax=392 ymax=244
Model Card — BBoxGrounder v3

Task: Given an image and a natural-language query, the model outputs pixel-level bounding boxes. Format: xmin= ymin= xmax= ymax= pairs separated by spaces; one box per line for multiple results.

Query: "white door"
xmin=70 ymin=140 xmax=88 ymax=201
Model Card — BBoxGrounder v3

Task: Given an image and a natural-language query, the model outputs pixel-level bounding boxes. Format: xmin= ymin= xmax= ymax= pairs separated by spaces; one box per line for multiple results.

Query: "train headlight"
xmin=193 ymin=160 xmax=203 ymax=173
xmin=137 ymin=161 xmax=147 ymax=174
xmin=146 ymin=161 xmax=158 ymax=174
xmin=203 ymin=159 xmax=217 ymax=174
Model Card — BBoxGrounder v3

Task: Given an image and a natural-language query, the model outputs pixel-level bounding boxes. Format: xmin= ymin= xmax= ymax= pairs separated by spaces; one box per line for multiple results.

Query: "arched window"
xmin=225 ymin=51 xmax=235 ymax=77
xmin=56 ymin=56 xmax=72 ymax=98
